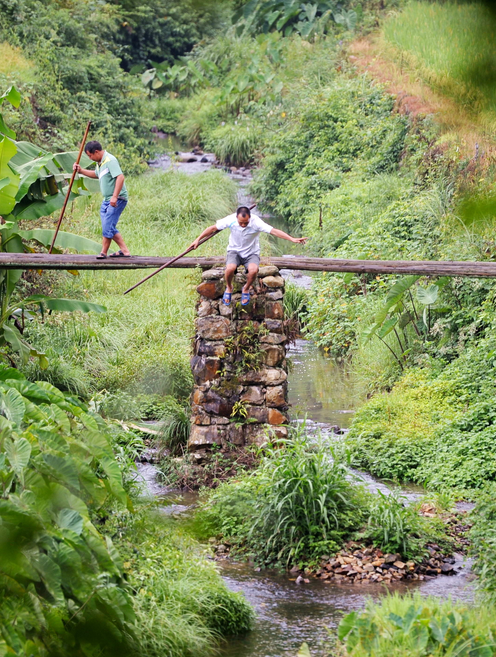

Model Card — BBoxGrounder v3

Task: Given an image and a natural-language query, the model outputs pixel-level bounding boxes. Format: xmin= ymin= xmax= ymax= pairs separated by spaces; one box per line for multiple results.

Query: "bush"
xmin=196 ymin=432 xmax=369 ymax=568
xmin=470 ymin=483 xmax=496 ymax=603
xmin=0 ymin=366 xmax=137 ymax=655
xmin=338 ymin=592 xmax=496 ymax=657
xmin=157 ymin=402 xmax=191 ymax=456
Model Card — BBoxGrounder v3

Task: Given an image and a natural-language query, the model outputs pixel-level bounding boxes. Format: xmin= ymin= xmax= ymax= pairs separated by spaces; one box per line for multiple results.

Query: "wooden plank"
xmin=1 ymin=253 xmax=496 ymax=277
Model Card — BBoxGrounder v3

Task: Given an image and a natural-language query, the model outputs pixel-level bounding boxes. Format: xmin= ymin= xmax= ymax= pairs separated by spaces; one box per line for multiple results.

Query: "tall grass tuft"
xmin=157 ymin=403 xmax=191 ymax=456
xmin=205 ymin=121 xmax=263 ymax=166
xmin=251 ymin=433 xmax=367 ymax=566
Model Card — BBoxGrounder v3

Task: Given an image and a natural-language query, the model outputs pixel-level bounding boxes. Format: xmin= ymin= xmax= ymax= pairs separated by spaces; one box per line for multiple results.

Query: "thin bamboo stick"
xmin=49 ymin=121 xmax=92 ymax=253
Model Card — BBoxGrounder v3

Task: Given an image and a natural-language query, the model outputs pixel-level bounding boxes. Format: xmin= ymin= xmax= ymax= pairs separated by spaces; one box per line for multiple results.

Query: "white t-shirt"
xmin=215 ymin=213 xmax=273 ymax=258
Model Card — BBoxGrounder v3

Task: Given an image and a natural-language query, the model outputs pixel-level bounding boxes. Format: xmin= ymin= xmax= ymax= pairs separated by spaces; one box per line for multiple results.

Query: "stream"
xmin=142 ymin=149 xmax=475 ymax=657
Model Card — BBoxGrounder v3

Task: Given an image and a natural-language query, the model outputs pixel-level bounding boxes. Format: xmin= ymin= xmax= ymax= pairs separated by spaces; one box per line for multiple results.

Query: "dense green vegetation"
xmin=192 ymin=431 xmax=451 ymax=569
xmin=337 ymin=592 xmax=496 ymax=657
xmin=6 ymin=0 xmax=496 ymax=653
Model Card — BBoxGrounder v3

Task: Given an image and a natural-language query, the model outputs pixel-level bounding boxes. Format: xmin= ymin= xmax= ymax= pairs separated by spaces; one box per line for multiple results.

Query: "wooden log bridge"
xmin=2 ymin=253 xmax=496 ymax=277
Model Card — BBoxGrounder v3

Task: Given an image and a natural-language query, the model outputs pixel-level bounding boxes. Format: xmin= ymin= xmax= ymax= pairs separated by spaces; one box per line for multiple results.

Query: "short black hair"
xmin=236 ymin=206 xmax=251 ymax=218
xmin=84 ymin=140 xmax=103 ymax=154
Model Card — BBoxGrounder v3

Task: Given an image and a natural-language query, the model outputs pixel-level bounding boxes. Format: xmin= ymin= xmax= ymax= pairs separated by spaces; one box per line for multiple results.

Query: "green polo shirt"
xmin=95 ymin=152 xmax=128 ymax=201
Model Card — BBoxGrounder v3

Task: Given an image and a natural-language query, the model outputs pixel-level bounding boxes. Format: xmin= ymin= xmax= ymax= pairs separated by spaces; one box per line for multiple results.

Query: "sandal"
xmin=96 ymin=252 xmax=107 ymax=259
xmin=241 ymin=291 xmax=250 ymax=306
xmin=222 ymin=291 xmax=232 ymax=306
xmin=109 ymin=250 xmax=131 ymax=258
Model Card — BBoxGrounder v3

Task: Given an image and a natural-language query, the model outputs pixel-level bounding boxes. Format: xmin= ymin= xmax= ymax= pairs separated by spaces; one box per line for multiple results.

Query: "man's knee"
xmin=247 ymin=264 xmax=259 ymax=277
xmin=225 ymin=264 xmax=237 ymax=277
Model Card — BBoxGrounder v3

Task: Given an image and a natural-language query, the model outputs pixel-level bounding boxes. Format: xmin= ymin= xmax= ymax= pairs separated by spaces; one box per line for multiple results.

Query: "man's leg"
xmin=242 ymin=263 xmax=259 ymax=293
xmin=225 ymin=264 xmax=237 ymax=293
xmin=112 ymin=232 xmax=131 ymax=256
xmin=100 ymin=202 xmax=112 ymax=256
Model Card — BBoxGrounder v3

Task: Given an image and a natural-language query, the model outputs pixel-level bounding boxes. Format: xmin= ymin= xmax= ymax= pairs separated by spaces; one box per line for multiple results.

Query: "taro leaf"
xmin=297 ymin=643 xmax=311 ymax=657
xmin=57 ymin=508 xmax=83 ymax=535
xmin=5 ymin=437 xmax=31 ymax=471
xmin=0 ymin=388 xmax=26 ymax=426
xmin=338 ymin=611 xmax=358 ymax=640
xmin=141 ymin=69 xmax=155 ymax=86
xmin=399 ymin=311 xmax=413 ymax=329
xmin=3 ymin=322 xmax=38 ymax=365
xmin=377 ymin=317 xmax=398 ymax=339
xmin=386 ymin=275 xmax=420 ymax=305
xmin=101 ymin=456 xmax=129 ymax=506
xmin=362 ymin=323 xmax=380 ymax=342
xmin=417 ymin=284 xmax=439 ymax=306
xmin=44 ymin=298 xmax=106 ymax=314
xmin=36 ymin=553 xmax=64 ymax=604
xmin=5 ymin=379 xmax=52 ymax=404
xmin=0 ymin=367 xmax=25 ymax=381
xmin=43 ymin=453 xmax=80 ymax=490
xmin=0 ymin=136 xmax=20 ymax=215
xmin=0 ymin=86 xmax=21 ymax=109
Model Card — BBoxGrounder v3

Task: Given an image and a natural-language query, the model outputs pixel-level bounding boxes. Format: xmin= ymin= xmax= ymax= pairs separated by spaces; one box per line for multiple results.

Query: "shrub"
xmin=470 ymin=483 xmax=496 ymax=603
xmin=196 ymin=432 xmax=369 ymax=567
xmin=0 ymin=366 xmax=137 ymax=655
xmin=112 ymin=507 xmax=254 ymax=656
xmin=338 ymin=592 xmax=496 ymax=657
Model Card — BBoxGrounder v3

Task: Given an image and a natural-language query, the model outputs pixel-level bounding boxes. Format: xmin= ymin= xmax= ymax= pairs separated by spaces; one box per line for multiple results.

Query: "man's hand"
xmin=292 ymin=236 xmax=309 ymax=244
xmin=189 ymin=239 xmax=200 ymax=250
xmin=110 ymin=196 xmax=118 ymax=207
xmin=73 ymin=163 xmax=82 ymax=173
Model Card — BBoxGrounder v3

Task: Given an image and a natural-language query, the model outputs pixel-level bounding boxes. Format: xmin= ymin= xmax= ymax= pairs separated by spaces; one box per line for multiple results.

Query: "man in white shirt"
xmin=189 ymin=206 xmax=308 ymax=306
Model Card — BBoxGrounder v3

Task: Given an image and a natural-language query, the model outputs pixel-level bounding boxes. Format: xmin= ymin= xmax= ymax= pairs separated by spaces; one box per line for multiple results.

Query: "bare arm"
xmin=189 ymin=225 xmax=219 ymax=250
xmin=270 ymin=228 xmax=309 ymax=244
xmin=110 ymin=174 xmax=125 ymax=206
xmin=73 ymin=163 xmax=98 ymax=178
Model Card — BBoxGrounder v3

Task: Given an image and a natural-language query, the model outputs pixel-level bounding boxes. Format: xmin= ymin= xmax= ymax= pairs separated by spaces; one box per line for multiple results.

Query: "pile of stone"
xmin=292 ymin=543 xmax=458 ymax=584
xmin=188 ymin=264 xmax=290 ymax=458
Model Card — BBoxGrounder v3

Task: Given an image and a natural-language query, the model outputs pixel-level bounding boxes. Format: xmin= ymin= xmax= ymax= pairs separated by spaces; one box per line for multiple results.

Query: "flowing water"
xmin=141 ymin=152 xmax=475 ymax=657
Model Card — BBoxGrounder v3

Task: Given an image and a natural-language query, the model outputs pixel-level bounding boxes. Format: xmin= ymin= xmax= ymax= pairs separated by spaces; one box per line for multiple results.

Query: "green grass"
xmin=384 ymin=2 xmax=496 ymax=116
xmin=23 ymin=169 xmax=237 ymax=403
xmin=109 ymin=506 xmax=254 ymax=657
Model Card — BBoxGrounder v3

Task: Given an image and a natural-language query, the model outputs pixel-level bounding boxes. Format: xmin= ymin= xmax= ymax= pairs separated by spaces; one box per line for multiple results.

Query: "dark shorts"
xmin=100 ymin=198 xmax=127 ymax=238
xmin=226 ymin=252 xmax=260 ymax=270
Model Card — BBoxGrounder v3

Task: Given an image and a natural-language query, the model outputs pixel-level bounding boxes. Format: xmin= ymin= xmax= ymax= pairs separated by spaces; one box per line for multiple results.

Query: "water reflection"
xmin=287 ymin=339 xmax=359 ymax=429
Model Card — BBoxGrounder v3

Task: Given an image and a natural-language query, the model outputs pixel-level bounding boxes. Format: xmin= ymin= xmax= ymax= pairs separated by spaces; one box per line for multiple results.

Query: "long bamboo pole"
xmin=123 ymin=203 xmax=257 ymax=295
xmin=123 ymin=231 xmax=219 ymax=295
xmin=49 ymin=121 xmax=92 ymax=254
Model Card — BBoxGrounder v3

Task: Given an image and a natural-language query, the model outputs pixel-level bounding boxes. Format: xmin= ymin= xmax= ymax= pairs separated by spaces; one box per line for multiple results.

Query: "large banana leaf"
xmin=0 ymin=136 xmax=19 ymax=215
xmin=44 ymin=298 xmax=106 ymax=313
xmin=19 ymin=229 xmax=101 ymax=253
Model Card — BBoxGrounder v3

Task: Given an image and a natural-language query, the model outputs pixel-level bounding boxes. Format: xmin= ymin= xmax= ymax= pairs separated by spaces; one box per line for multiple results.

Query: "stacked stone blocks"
xmin=188 ymin=264 xmax=289 ymax=456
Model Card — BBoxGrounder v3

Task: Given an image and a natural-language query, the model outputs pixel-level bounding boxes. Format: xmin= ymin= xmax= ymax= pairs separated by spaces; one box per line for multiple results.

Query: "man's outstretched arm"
xmin=189 ymin=225 xmax=219 ymax=249
xmin=270 ymin=228 xmax=309 ymax=244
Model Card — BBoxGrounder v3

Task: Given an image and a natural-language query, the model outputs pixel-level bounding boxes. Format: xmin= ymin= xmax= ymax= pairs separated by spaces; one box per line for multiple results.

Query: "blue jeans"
xmin=100 ymin=198 xmax=127 ymax=238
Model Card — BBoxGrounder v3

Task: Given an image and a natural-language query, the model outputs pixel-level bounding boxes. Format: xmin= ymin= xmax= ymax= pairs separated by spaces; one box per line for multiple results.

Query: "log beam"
xmin=1 ymin=253 xmax=496 ymax=277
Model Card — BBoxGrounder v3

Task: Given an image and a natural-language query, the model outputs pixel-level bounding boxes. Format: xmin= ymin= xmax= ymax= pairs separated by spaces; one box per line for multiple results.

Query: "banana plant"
xmin=0 ymin=86 xmax=105 ymax=369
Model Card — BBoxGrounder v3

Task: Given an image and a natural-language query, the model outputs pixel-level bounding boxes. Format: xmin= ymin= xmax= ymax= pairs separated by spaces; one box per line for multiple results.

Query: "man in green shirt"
xmin=73 ymin=141 xmax=131 ymax=258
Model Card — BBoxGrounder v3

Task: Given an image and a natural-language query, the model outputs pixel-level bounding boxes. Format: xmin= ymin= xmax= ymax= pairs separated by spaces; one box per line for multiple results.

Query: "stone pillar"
xmin=188 ymin=265 xmax=289 ymax=458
